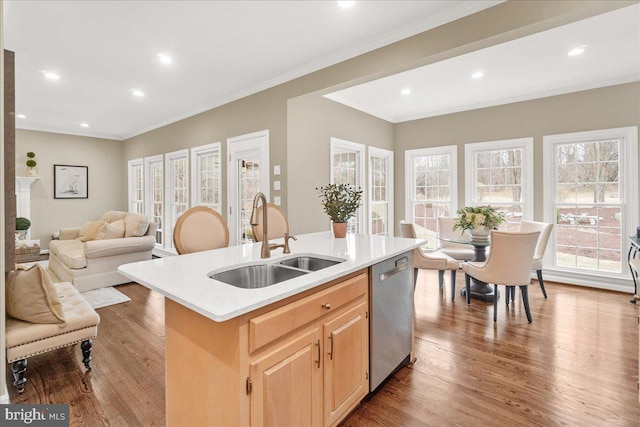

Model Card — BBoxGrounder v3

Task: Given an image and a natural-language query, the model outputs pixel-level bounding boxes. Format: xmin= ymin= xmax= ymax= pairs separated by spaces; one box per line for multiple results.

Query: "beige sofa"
xmin=49 ymin=211 xmax=157 ymax=292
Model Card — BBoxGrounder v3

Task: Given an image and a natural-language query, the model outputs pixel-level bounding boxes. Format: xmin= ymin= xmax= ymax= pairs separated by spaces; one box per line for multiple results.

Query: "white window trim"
xmin=164 ymin=149 xmax=189 ymax=254
xmin=368 ymin=146 xmax=394 ymax=236
xmin=190 ymin=142 xmax=222 ymax=211
xmin=144 ymin=154 xmax=163 ymax=250
xmin=330 ymin=137 xmax=366 ymax=234
xmin=542 ymin=126 xmax=638 ymax=292
xmin=464 ymin=137 xmax=534 ymax=220
xmin=127 ymin=158 xmax=143 ymax=214
xmin=404 ymin=145 xmax=458 ymax=225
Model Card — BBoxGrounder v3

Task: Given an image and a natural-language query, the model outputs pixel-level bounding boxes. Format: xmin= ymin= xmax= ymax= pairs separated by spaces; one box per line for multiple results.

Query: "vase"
xmin=470 ymin=228 xmax=491 ymax=242
xmin=15 ymin=230 xmax=28 ymax=240
xmin=332 ymin=222 xmax=347 ymax=238
xmin=26 ymin=167 xmax=37 ymax=177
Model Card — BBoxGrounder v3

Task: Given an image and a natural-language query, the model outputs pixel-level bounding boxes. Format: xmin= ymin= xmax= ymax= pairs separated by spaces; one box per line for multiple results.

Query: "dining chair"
xmin=462 ymin=230 xmax=540 ymax=322
xmin=400 ymin=222 xmax=459 ymax=300
xmin=519 ymin=220 xmax=554 ymax=298
xmin=173 ymin=206 xmax=229 ymax=255
xmin=437 ymin=217 xmax=475 ymax=261
xmin=251 ymin=203 xmax=289 ymax=242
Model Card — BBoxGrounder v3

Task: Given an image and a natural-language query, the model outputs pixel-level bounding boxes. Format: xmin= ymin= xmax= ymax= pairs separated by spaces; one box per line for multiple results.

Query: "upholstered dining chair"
xmin=437 ymin=216 xmax=475 ymax=261
xmin=519 ymin=220 xmax=554 ymax=298
xmin=462 ymin=231 xmax=540 ymax=323
xmin=400 ymin=222 xmax=459 ymax=300
xmin=173 ymin=206 xmax=229 ymax=255
xmin=251 ymin=203 xmax=289 ymax=242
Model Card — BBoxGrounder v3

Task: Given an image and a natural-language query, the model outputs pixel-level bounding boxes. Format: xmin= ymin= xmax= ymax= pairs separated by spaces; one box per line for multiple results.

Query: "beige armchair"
xmin=173 ymin=206 xmax=229 ymax=254
xmin=519 ymin=220 xmax=554 ymax=298
xmin=462 ymin=231 xmax=539 ymax=322
xmin=437 ymin=216 xmax=475 ymax=261
xmin=400 ymin=222 xmax=459 ymax=300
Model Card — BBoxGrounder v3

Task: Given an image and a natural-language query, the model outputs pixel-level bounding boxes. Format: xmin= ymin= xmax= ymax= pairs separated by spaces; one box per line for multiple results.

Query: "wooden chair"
xmin=251 ymin=203 xmax=289 ymax=242
xmin=519 ymin=220 xmax=554 ymax=298
xmin=400 ymin=222 xmax=459 ymax=300
xmin=437 ymin=216 xmax=475 ymax=261
xmin=173 ymin=206 xmax=229 ymax=254
xmin=462 ymin=231 xmax=539 ymax=322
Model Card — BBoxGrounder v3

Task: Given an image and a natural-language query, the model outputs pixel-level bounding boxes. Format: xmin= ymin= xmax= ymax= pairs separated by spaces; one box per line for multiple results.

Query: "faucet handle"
xmin=283 ymin=233 xmax=297 ymax=254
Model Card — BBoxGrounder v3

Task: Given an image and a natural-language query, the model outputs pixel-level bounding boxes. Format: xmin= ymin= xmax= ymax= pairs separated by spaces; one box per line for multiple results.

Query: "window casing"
xmin=369 ymin=147 xmax=393 ymax=236
xmin=165 ymin=149 xmax=189 ymax=251
xmin=330 ymin=138 xmax=365 ymax=234
xmin=405 ymin=146 xmax=457 ymax=249
xmin=127 ymin=159 xmax=144 ymax=214
xmin=144 ymin=155 xmax=164 ymax=247
xmin=191 ymin=143 xmax=221 ymax=212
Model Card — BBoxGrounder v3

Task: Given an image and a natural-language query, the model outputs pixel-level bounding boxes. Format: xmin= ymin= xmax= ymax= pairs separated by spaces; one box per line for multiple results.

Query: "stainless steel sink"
xmin=209 ymin=264 xmax=308 ymax=289
xmin=279 ymin=256 xmax=343 ymax=271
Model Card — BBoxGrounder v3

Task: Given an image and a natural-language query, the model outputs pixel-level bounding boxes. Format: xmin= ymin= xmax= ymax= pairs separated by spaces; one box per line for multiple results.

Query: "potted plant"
xmin=26 ymin=152 xmax=37 ymax=176
xmin=453 ymin=205 xmax=506 ymax=241
xmin=15 ymin=217 xmax=31 ymax=240
xmin=316 ymin=183 xmax=362 ymax=238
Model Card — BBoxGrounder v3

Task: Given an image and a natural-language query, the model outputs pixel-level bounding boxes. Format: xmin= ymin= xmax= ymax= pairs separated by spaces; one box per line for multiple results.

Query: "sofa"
xmin=49 ymin=211 xmax=157 ymax=292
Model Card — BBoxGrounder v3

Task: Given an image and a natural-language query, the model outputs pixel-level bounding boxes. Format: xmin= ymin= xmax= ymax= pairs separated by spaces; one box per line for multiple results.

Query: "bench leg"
xmin=11 ymin=359 xmax=27 ymax=394
xmin=81 ymin=339 xmax=93 ymax=371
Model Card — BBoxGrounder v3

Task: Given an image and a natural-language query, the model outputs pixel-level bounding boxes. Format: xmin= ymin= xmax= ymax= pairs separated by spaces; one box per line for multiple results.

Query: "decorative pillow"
xmin=99 ymin=211 xmax=128 ymax=224
xmin=95 ymin=219 xmax=125 ymax=240
xmin=6 ymin=264 xmax=66 ymax=325
xmin=77 ymin=220 xmax=104 ymax=242
xmin=124 ymin=213 xmax=150 ymax=238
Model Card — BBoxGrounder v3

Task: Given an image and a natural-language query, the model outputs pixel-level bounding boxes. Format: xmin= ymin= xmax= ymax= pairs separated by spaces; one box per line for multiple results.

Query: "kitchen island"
xmin=119 ymin=231 xmax=423 ymax=427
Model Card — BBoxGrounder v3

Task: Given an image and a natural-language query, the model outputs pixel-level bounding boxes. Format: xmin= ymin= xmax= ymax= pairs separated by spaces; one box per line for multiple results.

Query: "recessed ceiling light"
xmin=401 ymin=88 xmax=412 ymax=95
xmin=16 ymin=114 xmax=26 ymax=119
xmin=471 ymin=71 xmax=484 ymax=79
xmin=42 ymin=71 xmax=60 ymax=80
xmin=158 ymin=53 xmax=172 ymax=65
xmin=337 ymin=1 xmax=355 ymax=9
xmin=80 ymin=123 xmax=90 ymax=128
xmin=131 ymin=89 xmax=145 ymax=97
xmin=568 ymin=47 xmax=586 ymax=56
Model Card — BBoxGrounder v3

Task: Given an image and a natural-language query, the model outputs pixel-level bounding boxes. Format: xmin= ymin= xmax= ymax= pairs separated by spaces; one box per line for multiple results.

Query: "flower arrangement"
xmin=453 ymin=205 xmax=505 ymax=232
xmin=316 ymin=183 xmax=362 ymax=223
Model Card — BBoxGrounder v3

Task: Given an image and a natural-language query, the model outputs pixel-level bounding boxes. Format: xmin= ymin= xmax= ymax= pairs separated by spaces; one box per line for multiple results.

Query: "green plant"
xmin=16 ymin=217 xmax=31 ymax=230
xmin=453 ymin=205 xmax=505 ymax=232
xmin=26 ymin=152 xmax=37 ymax=168
xmin=316 ymin=183 xmax=362 ymax=223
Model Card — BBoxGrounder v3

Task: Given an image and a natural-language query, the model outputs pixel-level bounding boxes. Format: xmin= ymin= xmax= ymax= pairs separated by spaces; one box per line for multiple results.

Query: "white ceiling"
xmin=325 ymin=4 xmax=640 ymax=123
xmin=3 ymin=0 xmax=501 ymax=140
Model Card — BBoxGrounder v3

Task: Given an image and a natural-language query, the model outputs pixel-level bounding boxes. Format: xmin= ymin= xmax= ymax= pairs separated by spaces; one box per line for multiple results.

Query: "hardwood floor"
xmin=7 ymin=273 xmax=640 ymax=426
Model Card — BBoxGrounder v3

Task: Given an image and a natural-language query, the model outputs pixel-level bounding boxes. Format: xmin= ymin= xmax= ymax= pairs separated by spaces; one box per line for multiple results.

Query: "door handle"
xmin=315 ymin=339 xmax=320 ymax=368
xmin=328 ymin=335 xmax=334 ymax=360
xmin=379 ymin=262 xmax=408 ymax=282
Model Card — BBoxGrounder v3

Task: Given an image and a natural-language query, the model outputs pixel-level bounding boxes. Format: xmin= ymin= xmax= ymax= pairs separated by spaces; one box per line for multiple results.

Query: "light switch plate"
xmin=274 ymin=196 xmax=281 ymax=206
xmin=274 ymin=180 xmax=280 ymax=191
xmin=273 ymin=165 xmax=281 ymax=175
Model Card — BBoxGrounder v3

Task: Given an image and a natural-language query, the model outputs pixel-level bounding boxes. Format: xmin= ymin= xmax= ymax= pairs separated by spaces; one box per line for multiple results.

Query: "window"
xmin=369 ymin=147 xmax=393 ymax=236
xmin=165 ymin=149 xmax=189 ymax=251
xmin=127 ymin=159 xmax=144 ymax=214
xmin=544 ymin=127 xmax=638 ymax=288
xmin=331 ymin=138 xmax=365 ymax=234
xmin=465 ymin=138 xmax=533 ymax=230
xmin=191 ymin=143 xmax=221 ymax=212
xmin=145 ymin=155 xmax=163 ymax=247
xmin=405 ymin=146 xmax=457 ymax=249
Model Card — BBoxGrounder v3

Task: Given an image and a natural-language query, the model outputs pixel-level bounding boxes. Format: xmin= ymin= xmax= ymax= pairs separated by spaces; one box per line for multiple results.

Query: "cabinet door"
xmin=323 ymin=301 xmax=369 ymax=426
xmin=250 ymin=329 xmax=322 ymax=427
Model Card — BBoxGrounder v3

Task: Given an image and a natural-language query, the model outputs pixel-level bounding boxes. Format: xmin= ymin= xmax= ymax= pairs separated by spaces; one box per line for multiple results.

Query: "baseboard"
xmin=540 ymin=269 xmax=634 ymax=293
xmin=152 ymin=247 xmax=177 ymax=258
xmin=0 ymin=384 xmax=9 ymax=404
xmin=40 ymin=249 xmax=49 ymax=255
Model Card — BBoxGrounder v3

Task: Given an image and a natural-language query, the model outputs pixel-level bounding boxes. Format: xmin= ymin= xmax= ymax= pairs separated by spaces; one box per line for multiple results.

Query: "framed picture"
xmin=54 ymin=164 xmax=88 ymax=199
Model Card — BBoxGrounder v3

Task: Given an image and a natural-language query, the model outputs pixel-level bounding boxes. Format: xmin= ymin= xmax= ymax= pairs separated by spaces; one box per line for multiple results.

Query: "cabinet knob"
xmin=322 ymin=303 xmax=331 ymax=310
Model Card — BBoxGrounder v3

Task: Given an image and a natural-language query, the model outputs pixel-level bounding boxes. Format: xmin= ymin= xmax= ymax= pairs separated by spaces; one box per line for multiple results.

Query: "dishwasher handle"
xmin=379 ymin=257 xmax=409 ymax=282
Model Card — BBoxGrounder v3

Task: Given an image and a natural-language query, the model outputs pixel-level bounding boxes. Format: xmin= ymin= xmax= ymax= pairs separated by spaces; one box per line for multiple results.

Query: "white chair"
xmin=400 ymin=222 xmax=459 ymax=300
xmin=251 ymin=203 xmax=289 ymax=242
xmin=173 ymin=206 xmax=229 ymax=254
xmin=462 ymin=231 xmax=540 ymax=322
xmin=519 ymin=220 xmax=554 ymax=298
xmin=437 ymin=217 xmax=475 ymax=261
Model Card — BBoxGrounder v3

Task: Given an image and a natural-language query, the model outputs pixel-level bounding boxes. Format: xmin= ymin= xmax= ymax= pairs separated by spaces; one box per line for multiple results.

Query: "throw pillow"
xmin=6 ymin=264 xmax=66 ymax=325
xmin=78 ymin=220 xmax=104 ymax=242
xmin=95 ymin=219 xmax=125 ymax=240
xmin=99 ymin=211 xmax=128 ymax=224
xmin=124 ymin=213 xmax=150 ymax=237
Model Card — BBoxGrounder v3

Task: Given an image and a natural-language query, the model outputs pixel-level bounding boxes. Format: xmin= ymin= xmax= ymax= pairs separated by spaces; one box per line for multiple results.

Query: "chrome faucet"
xmin=250 ymin=192 xmax=297 ymax=258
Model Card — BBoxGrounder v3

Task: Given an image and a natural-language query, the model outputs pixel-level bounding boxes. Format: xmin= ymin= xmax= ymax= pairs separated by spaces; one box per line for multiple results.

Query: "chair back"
xmin=251 ymin=203 xmax=289 ymax=242
xmin=437 ymin=217 xmax=470 ymax=249
xmin=519 ymin=220 xmax=553 ymax=261
xmin=483 ymin=231 xmax=540 ymax=286
xmin=173 ymin=206 xmax=229 ymax=255
xmin=399 ymin=221 xmax=417 ymax=239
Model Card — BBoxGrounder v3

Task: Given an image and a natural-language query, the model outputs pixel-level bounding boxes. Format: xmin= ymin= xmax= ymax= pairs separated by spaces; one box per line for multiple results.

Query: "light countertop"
xmin=118 ymin=232 xmax=423 ymax=322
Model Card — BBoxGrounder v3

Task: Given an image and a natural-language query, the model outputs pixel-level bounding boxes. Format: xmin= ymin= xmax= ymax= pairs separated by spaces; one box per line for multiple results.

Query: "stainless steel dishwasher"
xmin=370 ymin=251 xmax=413 ymax=392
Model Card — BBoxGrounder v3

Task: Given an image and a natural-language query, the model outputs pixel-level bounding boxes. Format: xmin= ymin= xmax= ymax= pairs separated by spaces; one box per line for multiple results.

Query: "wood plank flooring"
xmin=7 ymin=272 xmax=640 ymax=426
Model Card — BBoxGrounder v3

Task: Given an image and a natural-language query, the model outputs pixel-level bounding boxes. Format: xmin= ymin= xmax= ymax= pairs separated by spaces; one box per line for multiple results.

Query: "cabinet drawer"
xmin=249 ymin=272 xmax=368 ymax=353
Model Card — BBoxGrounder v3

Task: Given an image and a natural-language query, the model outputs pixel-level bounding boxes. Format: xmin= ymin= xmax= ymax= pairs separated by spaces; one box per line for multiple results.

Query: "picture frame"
xmin=54 ymin=164 xmax=88 ymax=199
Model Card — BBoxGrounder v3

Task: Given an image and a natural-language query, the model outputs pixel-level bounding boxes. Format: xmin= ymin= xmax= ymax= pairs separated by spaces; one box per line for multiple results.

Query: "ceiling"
xmin=325 ymin=3 xmax=640 ymax=123
xmin=3 ymin=0 xmax=501 ymax=140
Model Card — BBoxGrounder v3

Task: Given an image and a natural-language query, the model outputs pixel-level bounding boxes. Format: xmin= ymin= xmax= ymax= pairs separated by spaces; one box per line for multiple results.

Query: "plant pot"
xmin=332 ymin=222 xmax=347 ymax=238
xmin=470 ymin=228 xmax=491 ymax=242
xmin=26 ymin=168 xmax=37 ymax=177
xmin=15 ymin=230 xmax=28 ymax=240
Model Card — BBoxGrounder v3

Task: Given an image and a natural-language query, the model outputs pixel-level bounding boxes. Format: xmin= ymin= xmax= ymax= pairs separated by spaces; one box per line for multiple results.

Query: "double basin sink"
xmin=209 ymin=254 xmax=346 ymax=289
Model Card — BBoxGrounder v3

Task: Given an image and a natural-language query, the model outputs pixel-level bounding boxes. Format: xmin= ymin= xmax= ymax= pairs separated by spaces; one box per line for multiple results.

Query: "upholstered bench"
xmin=6 ymin=281 xmax=100 ymax=393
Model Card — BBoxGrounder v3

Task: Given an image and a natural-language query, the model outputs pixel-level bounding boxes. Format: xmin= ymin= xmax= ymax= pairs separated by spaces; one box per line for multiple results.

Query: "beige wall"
xmin=15 ymin=129 xmax=125 ymax=249
xmin=394 ymin=82 xmax=640 ymax=233
xmin=287 ymin=95 xmax=394 ymax=234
